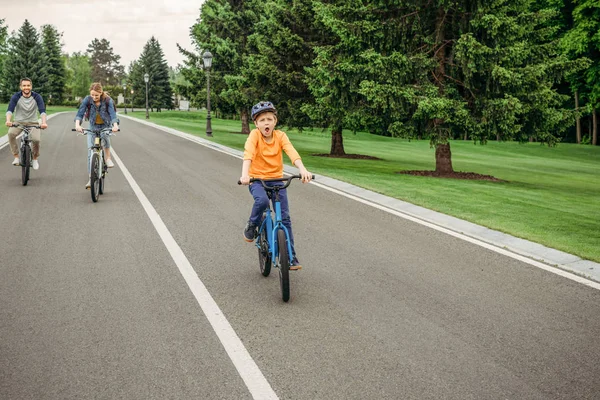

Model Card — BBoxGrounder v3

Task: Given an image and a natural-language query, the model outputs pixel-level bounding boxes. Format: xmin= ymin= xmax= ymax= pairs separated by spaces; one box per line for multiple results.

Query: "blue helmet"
xmin=251 ymin=101 xmax=277 ymax=121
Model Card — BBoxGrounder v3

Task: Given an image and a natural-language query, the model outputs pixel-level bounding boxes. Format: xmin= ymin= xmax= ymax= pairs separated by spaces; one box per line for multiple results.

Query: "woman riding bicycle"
xmin=74 ymin=82 xmax=119 ymax=189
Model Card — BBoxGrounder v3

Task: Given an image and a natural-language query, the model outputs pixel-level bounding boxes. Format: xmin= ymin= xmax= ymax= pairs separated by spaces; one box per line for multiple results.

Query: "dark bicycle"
xmin=11 ymin=123 xmax=42 ymax=186
xmin=239 ymin=175 xmax=314 ymax=302
xmin=72 ymin=127 xmax=117 ymax=202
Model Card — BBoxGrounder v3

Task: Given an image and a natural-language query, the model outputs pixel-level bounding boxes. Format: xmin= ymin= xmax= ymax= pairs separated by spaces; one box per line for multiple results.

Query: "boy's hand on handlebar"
xmin=5 ymin=121 xmax=12 ymax=127
xmin=40 ymin=123 xmax=48 ymax=129
xmin=299 ymin=168 xmax=312 ymax=183
xmin=239 ymin=175 xmax=251 ymax=185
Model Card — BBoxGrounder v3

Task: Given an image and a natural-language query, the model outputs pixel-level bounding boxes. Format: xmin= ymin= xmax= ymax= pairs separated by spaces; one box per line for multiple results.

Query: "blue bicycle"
xmin=239 ymin=175 xmax=313 ymax=302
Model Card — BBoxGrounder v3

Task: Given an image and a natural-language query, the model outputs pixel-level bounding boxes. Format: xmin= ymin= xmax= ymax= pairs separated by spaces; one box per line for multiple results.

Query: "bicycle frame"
xmin=258 ymin=188 xmax=294 ymax=270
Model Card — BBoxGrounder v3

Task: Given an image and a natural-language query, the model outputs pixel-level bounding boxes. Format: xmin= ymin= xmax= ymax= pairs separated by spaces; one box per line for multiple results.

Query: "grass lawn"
xmin=0 ymin=103 xmax=77 ymax=138
xmin=129 ymin=110 xmax=600 ymax=263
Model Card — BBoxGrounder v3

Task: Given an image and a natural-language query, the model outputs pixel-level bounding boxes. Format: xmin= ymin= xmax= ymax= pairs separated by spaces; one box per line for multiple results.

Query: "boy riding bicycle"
xmin=239 ymin=101 xmax=312 ymax=270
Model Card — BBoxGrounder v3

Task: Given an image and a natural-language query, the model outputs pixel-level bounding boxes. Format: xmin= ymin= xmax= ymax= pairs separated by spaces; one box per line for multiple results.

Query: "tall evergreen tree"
xmin=134 ymin=37 xmax=173 ymax=111
xmin=245 ymin=0 xmax=330 ymax=129
xmin=41 ymin=25 xmax=66 ymax=104
xmin=310 ymin=1 xmax=581 ymax=170
xmin=86 ymin=38 xmax=125 ymax=86
xmin=1 ymin=20 xmax=48 ymax=98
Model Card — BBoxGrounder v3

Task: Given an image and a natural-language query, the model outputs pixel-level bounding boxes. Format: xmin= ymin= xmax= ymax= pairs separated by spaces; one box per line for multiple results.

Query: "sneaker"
xmin=243 ymin=221 xmax=257 ymax=242
xmin=290 ymin=257 xmax=302 ymax=271
xmin=85 ymin=179 xmax=91 ymax=189
xmin=106 ymin=159 xmax=114 ymax=168
xmin=12 ymin=157 xmax=20 ymax=166
xmin=32 ymin=160 xmax=39 ymax=170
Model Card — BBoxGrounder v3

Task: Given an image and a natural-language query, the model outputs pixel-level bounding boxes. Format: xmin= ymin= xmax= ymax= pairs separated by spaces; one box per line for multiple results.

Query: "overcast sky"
xmin=1 ymin=0 xmax=204 ymax=68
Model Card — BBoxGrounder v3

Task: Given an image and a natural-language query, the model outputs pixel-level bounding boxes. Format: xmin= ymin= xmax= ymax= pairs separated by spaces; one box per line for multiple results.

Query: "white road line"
xmin=111 ymin=149 xmax=279 ymax=400
xmin=124 ymin=118 xmax=600 ymax=291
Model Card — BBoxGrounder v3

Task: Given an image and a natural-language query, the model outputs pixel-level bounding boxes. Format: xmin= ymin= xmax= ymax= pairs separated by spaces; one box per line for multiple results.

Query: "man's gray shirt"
xmin=6 ymin=91 xmax=46 ymax=123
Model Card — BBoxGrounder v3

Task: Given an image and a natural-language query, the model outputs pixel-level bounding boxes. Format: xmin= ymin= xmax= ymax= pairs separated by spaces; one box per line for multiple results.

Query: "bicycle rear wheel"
xmin=277 ymin=229 xmax=290 ymax=302
xmin=21 ymin=145 xmax=30 ymax=186
xmin=90 ymin=152 xmax=100 ymax=202
xmin=258 ymin=224 xmax=271 ymax=277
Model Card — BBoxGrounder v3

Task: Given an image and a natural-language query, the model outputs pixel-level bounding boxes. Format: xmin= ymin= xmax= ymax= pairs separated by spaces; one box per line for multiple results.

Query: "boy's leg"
xmin=248 ymin=182 xmax=270 ymax=225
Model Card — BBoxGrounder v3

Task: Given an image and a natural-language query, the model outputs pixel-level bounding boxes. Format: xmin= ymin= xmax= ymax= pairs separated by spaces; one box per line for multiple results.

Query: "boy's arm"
xmin=240 ymin=132 xmax=257 ymax=185
xmin=34 ymin=93 xmax=48 ymax=128
xmin=240 ymin=159 xmax=252 ymax=185
xmin=280 ymin=132 xmax=312 ymax=182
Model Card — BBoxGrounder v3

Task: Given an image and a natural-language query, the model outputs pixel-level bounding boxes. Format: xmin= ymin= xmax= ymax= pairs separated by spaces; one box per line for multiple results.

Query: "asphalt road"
xmin=1 ymin=113 xmax=599 ymax=400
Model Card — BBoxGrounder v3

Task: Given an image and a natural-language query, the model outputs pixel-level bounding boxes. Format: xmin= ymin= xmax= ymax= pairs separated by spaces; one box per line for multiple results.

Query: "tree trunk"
xmin=241 ymin=109 xmax=250 ymax=135
xmin=575 ymin=90 xmax=581 ymax=144
xmin=435 ymin=143 xmax=453 ymax=174
xmin=330 ymin=127 xmax=346 ymax=156
xmin=593 ymin=107 xmax=597 ymax=146
xmin=496 ymin=133 xmax=500 ymax=141
xmin=463 ymin=131 xmax=468 ymax=140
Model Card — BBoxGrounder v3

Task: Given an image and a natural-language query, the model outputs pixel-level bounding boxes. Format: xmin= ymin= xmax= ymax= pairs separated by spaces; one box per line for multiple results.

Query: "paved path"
xmin=1 ymin=113 xmax=599 ymax=399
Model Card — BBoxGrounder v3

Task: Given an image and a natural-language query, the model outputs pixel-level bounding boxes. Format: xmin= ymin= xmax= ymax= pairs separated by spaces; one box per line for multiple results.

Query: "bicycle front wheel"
xmin=258 ymin=225 xmax=271 ymax=277
xmin=277 ymin=229 xmax=290 ymax=302
xmin=98 ymin=156 xmax=105 ymax=195
xmin=90 ymin=152 xmax=100 ymax=202
xmin=21 ymin=145 xmax=30 ymax=186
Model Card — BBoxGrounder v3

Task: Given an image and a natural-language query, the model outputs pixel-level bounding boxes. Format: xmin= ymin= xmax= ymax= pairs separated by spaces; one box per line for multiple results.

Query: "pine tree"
xmin=245 ymin=0 xmax=330 ymax=129
xmin=135 ymin=37 xmax=173 ymax=112
xmin=41 ymin=25 xmax=66 ymax=104
xmin=86 ymin=38 xmax=125 ymax=86
xmin=1 ymin=20 xmax=48 ymax=98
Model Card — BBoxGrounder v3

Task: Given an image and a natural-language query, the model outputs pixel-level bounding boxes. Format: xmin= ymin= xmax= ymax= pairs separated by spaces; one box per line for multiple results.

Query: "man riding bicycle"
xmin=5 ymin=78 xmax=48 ymax=169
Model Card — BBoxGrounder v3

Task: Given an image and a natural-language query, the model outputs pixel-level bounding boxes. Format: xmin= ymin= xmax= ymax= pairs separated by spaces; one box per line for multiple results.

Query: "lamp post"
xmin=144 ymin=73 xmax=149 ymax=119
xmin=202 ymin=50 xmax=213 ymax=137
xmin=131 ymin=90 xmax=134 ymax=113
xmin=122 ymin=84 xmax=127 ymax=115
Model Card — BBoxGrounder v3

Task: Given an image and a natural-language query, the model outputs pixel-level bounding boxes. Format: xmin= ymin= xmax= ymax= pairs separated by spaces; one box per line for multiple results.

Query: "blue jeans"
xmin=249 ymin=181 xmax=296 ymax=258
xmin=87 ymin=127 xmax=111 ymax=173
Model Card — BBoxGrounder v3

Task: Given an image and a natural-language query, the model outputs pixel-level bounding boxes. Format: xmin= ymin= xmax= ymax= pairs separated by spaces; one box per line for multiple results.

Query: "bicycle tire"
xmin=21 ymin=145 xmax=30 ymax=186
xmin=277 ymin=229 xmax=290 ymax=302
xmin=90 ymin=152 xmax=100 ymax=202
xmin=258 ymin=225 xmax=271 ymax=277
xmin=98 ymin=157 xmax=105 ymax=195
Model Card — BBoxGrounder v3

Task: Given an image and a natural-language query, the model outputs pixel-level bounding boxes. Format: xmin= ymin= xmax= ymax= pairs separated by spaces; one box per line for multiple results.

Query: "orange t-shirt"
xmin=243 ymin=129 xmax=301 ymax=179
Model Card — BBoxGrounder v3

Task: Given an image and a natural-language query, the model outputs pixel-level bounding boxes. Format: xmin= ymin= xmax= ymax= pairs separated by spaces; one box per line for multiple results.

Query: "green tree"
xmin=189 ymin=0 xmax=262 ymax=133
xmin=1 ymin=20 xmax=48 ymax=99
xmin=65 ymin=52 xmax=92 ymax=99
xmin=312 ymin=1 xmax=580 ymax=171
xmin=0 ymin=18 xmax=9 ymax=101
xmin=562 ymin=0 xmax=600 ymax=145
xmin=133 ymin=37 xmax=173 ymax=111
xmin=86 ymin=38 xmax=125 ymax=86
xmin=41 ymin=24 xmax=66 ymax=104
xmin=245 ymin=0 xmax=329 ymax=129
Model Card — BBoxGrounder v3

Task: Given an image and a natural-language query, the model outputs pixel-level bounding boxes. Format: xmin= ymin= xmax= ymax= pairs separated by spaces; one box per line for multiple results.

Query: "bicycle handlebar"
xmin=10 ymin=123 xmax=43 ymax=130
xmin=237 ymin=174 xmax=315 ymax=189
xmin=71 ymin=128 xmax=119 ymax=135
